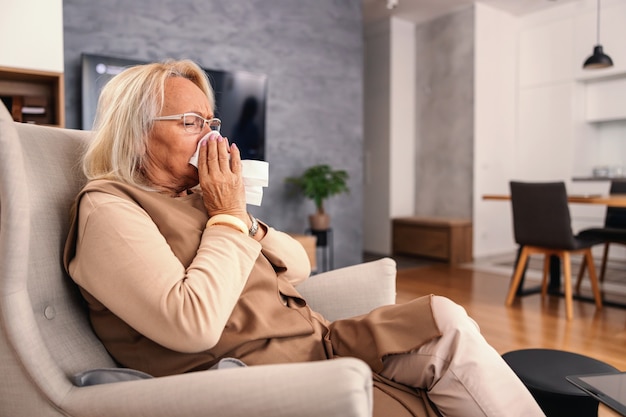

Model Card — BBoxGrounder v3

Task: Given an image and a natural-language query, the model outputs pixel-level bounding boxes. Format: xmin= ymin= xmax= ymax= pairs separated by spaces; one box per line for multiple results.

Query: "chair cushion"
xmin=578 ymin=227 xmax=626 ymax=244
xmin=571 ymin=235 xmax=605 ymax=249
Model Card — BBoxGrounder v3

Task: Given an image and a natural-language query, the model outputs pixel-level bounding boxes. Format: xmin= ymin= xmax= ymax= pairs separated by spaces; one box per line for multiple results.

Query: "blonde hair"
xmin=82 ymin=59 xmax=214 ymax=186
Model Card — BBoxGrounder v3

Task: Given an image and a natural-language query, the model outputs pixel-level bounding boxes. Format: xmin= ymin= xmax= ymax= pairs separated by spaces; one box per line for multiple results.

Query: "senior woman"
xmin=63 ymin=59 xmax=543 ymax=417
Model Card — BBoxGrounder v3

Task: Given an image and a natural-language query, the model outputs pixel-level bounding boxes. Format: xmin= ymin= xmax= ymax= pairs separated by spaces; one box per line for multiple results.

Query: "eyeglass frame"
xmin=152 ymin=113 xmax=221 ymax=134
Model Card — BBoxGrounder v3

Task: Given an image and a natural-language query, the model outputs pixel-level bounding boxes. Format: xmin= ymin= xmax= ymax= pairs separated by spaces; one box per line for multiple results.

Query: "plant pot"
xmin=309 ymin=213 xmax=330 ymax=231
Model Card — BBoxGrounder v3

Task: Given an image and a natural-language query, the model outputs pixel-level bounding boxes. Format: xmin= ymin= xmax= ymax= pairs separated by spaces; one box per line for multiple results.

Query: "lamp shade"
xmin=583 ymin=45 xmax=614 ymax=69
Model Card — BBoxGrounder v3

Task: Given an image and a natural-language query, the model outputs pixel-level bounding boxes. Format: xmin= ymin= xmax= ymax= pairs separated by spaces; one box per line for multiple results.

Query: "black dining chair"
xmin=575 ymin=180 xmax=626 ymax=292
xmin=506 ymin=181 xmax=603 ymax=320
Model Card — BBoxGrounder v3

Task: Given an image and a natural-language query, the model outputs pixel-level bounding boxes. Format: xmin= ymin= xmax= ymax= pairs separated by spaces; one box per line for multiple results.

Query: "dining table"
xmin=482 ymin=193 xmax=626 ymax=207
xmin=482 ymin=192 xmax=626 ymax=308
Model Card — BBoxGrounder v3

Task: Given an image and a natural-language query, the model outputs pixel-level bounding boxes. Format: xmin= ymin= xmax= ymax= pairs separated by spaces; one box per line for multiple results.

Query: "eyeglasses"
xmin=153 ymin=113 xmax=221 ymax=134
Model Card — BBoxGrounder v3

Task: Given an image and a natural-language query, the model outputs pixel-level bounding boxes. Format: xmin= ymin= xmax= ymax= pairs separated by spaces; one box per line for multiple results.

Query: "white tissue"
xmin=189 ymin=134 xmax=269 ymax=206
xmin=241 ymin=160 xmax=269 ymax=187
xmin=188 ymin=131 xmax=219 ymax=169
xmin=244 ymin=185 xmax=264 ymax=206
xmin=241 ymin=160 xmax=269 ymax=206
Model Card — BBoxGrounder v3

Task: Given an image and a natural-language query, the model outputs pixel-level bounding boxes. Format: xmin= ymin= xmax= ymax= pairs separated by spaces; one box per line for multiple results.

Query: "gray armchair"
xmin=0 ymin=101 xmax=397 ymax=417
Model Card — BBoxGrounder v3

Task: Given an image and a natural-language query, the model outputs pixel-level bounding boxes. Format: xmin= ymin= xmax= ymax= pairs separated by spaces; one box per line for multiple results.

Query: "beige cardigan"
xmin=64 ymin=179 xmax=441 ymax=415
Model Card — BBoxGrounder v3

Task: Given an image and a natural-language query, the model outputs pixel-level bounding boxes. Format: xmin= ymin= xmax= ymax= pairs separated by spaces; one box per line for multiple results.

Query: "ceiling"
xmin=362 ymin=0 xmax=577 ymax=24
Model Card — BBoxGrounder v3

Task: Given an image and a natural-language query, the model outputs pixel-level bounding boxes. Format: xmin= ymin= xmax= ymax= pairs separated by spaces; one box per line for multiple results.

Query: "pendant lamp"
xmin=583 ymin=0 xmax=613 ymax=70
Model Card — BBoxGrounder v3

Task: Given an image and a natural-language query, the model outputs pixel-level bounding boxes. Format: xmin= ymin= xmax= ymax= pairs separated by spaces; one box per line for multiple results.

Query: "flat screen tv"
xmin=81 ymin=53 xmax=267 ymax=160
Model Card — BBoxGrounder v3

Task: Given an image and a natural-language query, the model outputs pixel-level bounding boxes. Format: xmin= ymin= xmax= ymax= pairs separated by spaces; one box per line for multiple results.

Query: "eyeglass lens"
xmin=182 ymin=114 xmax=221 ymax=133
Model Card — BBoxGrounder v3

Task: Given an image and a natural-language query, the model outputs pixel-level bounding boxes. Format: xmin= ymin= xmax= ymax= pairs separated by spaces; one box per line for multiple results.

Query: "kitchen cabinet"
xmin=585 ymin=75 xmax=626 ymax=123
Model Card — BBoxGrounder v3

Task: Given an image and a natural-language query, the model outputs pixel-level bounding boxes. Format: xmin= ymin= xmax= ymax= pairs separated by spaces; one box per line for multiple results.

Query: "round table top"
xmin=503 ymin=349 xmax=620 ymax=396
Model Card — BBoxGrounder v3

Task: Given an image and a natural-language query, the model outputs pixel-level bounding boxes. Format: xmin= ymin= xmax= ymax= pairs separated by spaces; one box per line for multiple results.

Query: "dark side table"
xmin=503 ymin=349 xmax=620 ymax=417
xmin=306 ymin=228 xmax=333 ymax=273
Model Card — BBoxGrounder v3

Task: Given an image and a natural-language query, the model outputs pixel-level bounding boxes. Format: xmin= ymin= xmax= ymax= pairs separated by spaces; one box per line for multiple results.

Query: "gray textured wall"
xmin=63 ymin=0 xmax=364 ymax=268
xmin=414 ymin=6 xmax=474 ymax=219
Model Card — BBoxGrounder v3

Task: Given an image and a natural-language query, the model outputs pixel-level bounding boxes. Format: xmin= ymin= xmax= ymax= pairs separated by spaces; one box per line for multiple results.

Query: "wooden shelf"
xmin=0 ymin=66 xmax=64 ymax=127
xmin=573 ymin=176 xmax=626 ymax=182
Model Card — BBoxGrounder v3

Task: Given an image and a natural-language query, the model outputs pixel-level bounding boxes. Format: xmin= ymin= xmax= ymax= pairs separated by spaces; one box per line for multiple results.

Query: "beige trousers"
xmin=380 ymin=296 xmax=546 ymax=417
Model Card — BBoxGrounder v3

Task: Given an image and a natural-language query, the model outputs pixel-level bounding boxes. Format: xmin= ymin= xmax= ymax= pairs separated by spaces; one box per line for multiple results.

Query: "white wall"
xmin=473 ymin=3 xmax=518 ymax=257
xmin=363 ymin=18 xmax=416 ymax=255
xmin=389 ymin=18 xmax=417 ymax=220
xmin=0 ymin=0 xmax=64 ymax=72
xmin=364 ymin=20 xmax=393 ymax=254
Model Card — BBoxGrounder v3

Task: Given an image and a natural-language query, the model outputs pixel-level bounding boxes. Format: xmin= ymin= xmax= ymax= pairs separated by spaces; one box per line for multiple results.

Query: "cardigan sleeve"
xmin=258 ymin=223 xmax=312 ymax=286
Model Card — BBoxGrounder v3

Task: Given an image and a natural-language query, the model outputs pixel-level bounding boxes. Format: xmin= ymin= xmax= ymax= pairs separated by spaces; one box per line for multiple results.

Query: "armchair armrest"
xmin=62 ymin=358 xmax=372 ymax=417
xmin=296 ymin=257 xmax=397 ymax=321
xmin=60 ymin=259 xmax=397 ymax=417
xmin=62 ymin=258 xmax=395 ymax=417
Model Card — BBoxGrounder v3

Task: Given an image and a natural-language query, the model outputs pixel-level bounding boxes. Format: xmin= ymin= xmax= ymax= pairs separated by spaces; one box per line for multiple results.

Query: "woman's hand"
xmin=197 ymin=133 xmax=249 ymax=225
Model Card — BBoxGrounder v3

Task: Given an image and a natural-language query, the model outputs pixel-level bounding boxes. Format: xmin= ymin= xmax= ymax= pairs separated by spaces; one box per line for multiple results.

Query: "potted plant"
xmin=285 ymin=164 xmax=349 ymax=231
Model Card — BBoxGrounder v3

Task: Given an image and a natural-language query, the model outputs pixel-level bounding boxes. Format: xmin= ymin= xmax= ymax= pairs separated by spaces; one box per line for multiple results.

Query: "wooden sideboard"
xmin=392 ymin=216 xmax=473 ymax=265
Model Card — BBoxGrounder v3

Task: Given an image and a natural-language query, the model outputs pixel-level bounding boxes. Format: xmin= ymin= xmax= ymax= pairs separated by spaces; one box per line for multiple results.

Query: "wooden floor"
xmin=396 ymin=263 xmax=626 ymax=371
xmin=395 ymin=263 xmax=626 ymax=416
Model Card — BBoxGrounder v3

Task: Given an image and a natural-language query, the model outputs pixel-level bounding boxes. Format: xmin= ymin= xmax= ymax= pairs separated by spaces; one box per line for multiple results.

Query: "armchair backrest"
xmin=0 ymin=103 xmax=116 ymax=416
xmin=605 ymin=180 xmax=626 ymax=229
xmin=509 ymin=181 xmax=577 ymax=249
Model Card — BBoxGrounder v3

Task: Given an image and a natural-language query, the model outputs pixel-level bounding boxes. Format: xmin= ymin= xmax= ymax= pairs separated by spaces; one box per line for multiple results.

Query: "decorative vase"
xmin=309 ymin=213 xmax=330 ymax=231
